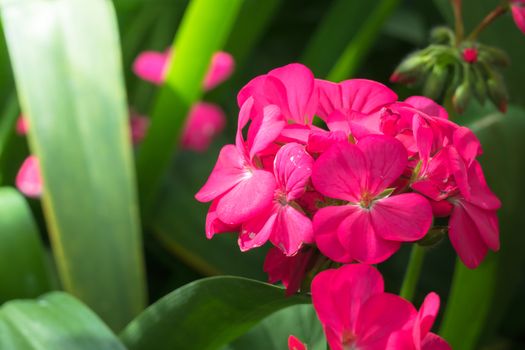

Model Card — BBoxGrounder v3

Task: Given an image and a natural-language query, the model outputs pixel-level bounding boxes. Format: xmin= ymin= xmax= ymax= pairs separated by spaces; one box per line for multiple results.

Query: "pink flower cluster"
xmin=290 ymin=264 xmax=450 ymax=350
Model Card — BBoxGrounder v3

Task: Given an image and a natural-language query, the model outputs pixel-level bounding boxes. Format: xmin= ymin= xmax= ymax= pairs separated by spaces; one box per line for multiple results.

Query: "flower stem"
xmin=399 ymin=244 xmax=426 ymax=301
xmin=450 ymin=0 xmax=464 ymax=45
xmin=467 ymin=4 xmax=508 ymax=41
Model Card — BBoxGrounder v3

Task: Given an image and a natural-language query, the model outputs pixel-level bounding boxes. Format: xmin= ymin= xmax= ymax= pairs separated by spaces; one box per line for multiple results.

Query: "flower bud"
xmin=487 ymin=74 xmax=509 ymax=113
xmin=478 ymin=45 xmax=511 ymax=67
xmin=452 ymin=82 xmax=472 ymax=114
xmin=423 ymin=64 xmax=448 ymax=100
xmin=430 ymin=26 xmax=455 ymax=45
xmin=418 ymin=226 xmax=447 ymax=247
xmin=471 ymin=66 xmax=487 ymax=104
xmin=390 ymin=53 xmax=428 ymax=84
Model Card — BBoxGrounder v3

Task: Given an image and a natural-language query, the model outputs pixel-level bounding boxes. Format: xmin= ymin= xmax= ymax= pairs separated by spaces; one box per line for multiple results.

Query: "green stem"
xmin=467 ymin=4 xmax=508 ymax=41
xmin=399 ymin=244 xmax=426 ymax=301
xmin=450 ymin=0 xmax=464 ymax=45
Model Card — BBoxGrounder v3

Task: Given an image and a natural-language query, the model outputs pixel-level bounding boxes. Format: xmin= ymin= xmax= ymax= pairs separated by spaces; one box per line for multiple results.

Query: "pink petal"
xmin=414 ymin=292 xmax=440 ymax=343
xmin=237 ymin=75 xmax=266 ymax=109
xmin=313 ymin=206 xmax=356 ymax=263
xmin=16 ymin=115 xmax=29 ymax=135
xmin=326 ymin=110 xmax=351 ymax=134
xmin=371 ymin=193 xmax=432 ymax=242
xmin=405 ymin=96 xmax=448 ymax=119
xmin=264 ymin=246 xmax=315 ymax=295
xmin=181 ymin=102 xmax=226 ymax=152
xmin=247 ymin=104 xmax=285 ymax=159
xmin=129 ymin=114 xmax=150 ymax=145
xmin=239 ymin=210 xmax=277 ymax=251
xmin=357 ymin=135 xmax=408 ymax=196
xmin=16 ymin=155 xmax=42 ymax=198
xmin=421 ymin=333 xmax=452 ymax=350
xmin=288 ymin=335 xmax=307 ymax=350
xmin=216 ymin=169 xmax=276 ymax=225
xmin=413 ymin=114 xmax=433 ymax=164
xmin=337 ymin=208 xmax=401 ymax=264
xmin=236 ymin=97 xmax=255 ymax=153
xmin=205 ymin=199 xmax=237 ymax=239
xmin=278 ymin=124 xmax=318 ymax=144
xmin=453 ymin=127 xmax=481 ymax=167
xmin=429 ymin=199 xmax=453 ymax=217
xmin=466 ymin=161 xmax=501 ymax=210
xmin=339 ymin=79 xmax=397 ymax=114
xmin=195 ymin=145 xmax=247 ymax=203
xmin=270 ymin=205 xmax=313 ymax=255
xmin=203 ymin=52 xmax=234 ymax=91
xmin=316 ymin=79 xmax=341 ymax=120
xmin=512 ymin=1 xmax=525 ymax=34
xmin=461 ymin=201 xmax=500 ymax=251
xmin=311 ymin=264 xmax=384 ymax=341
xmin=306 ymin=129 xmax=348 ymax=154
xmin=449 ymin=202 xmax=489 ymax=269
xmin=273 ymin=143 xmax=314 ymax=200
xmin=356 ymin=293 xmax=416 ymax=349
xmin=311 ymin=142 xmax=366 ymax=203
xmin=349 ymin=110 xmax=384 ymax=139
xmin=132 ymin=51 xmax=169 ymax=85
xmin=267 ymin=63 xmax=318 ymax=124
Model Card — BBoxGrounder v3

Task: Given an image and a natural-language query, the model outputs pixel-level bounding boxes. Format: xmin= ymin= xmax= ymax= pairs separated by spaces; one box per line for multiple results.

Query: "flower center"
xmin=359 ymin=192 xmax=375 ymax=209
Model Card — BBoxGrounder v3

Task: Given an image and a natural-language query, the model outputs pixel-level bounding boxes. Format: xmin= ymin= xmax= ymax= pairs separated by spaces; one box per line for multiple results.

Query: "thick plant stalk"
xmin=399 ymin=244 xmax=426 ymax=302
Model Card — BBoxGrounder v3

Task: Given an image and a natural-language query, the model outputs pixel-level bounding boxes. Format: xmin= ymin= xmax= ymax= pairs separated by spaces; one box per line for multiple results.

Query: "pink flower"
xmin=181 ymin=103 xmax=226 ymax=152
xmin=311 ymin=264 xmax=411 ymax=350
xmin=133 ymin=49 xmax=234 ymax=90
xmin=462 ymin=48 xmax=478 ymax=63
xmin=263 ymin=246 xmax=316 ymax=295
xmin=238 ymin=63 xmax=318 ymax=126
xmin=195 ymin=97 xmax=284 ymax=227
xmin=16 ymin=155 xmax=42 ymax=198
xmin=288 ymin=335 xmax=307 ymax=350
xmin=511 ymin=0 xmax=525 ymax=34
xmin=129 ymin=113 xmax=150 ymax=145
xmin=312 ymin=135 xmax=432 ymax=264
xmin=239 ymin=142 xmax=314 ymax=255
xmin=448 ymin=161 xmax=501 ymax=268
xmin=16 ymin=115 xmax=29 ymax=135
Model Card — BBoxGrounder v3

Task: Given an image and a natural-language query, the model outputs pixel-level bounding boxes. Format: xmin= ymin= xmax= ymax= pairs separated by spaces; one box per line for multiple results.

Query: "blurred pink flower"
xmin=133 ymin=49 xmax=234 ymax=91
xmin=462 ymin=47 xmax=478 ymax=63
xmin=16 ymin=115 xmax=29 ymax=135
xmin=288 ymin=335 xmax=307 ymax=350
xmin=129 ymin=113 xmax=150 ymax=145
xmin=312 ymin=135 xmax=432 ymax=264
xmin=181 ymin=103 xmax=226 ymax=152
xmin=16 ymin=155 xmax=42 ymax=198
xmin=511 ymin=0 xmax=525 ymax=34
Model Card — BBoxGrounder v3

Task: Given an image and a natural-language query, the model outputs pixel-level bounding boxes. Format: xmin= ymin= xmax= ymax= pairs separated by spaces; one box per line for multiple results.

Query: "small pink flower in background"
xmin=288 ymin=335 xmax=307 ymax=350
xmin=312 ymin=135 xmax=432 ymax=264
xmin=181 ymin=103 xmax=226 ymax=152
xmin=129 ymin=113 xmax=150 ymax=145
xmin=263 ymin=246 xmax=315 ymax=295
xmin=16 ymin=115 xmax=29 ymax=135
xmin=462 ymin=47 xmax=478 ymax=63
xmin=133 ymin=49 xmax=234 ymax=90
xmin=511 ymin=0 xmax=525 ymax=34
xmin=311 ymin=264 xmax=450 ymax=350
xmin=239 ymin=142 xmax=314 ymax=255
xmin=16 ymin=155 xmax=42 ymax=198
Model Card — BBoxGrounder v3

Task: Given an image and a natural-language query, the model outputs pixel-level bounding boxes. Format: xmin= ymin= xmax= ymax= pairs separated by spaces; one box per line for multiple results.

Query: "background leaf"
xmin=0 ymin=0 xmax=146 ymax=330
xmin=120 ymin=276 xmax=310 ymax=350
xmin=0 ymin=292 xmax=126 ymax=350
xmin=0 ymin=187 xmax=53 ymax=303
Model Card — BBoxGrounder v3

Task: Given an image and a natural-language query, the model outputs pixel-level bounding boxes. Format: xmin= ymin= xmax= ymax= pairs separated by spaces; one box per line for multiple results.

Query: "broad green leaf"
xmin=0 ymin=292 xmax=126 ymax=350
xmin=153 ymin=149 xmax=267 ymax=279
xmin=136 ymin=0 xmax=243 ymax=218
xmin=0 ymin=0 xmax=146 ymax=330
xmin=120 ymin=276 xmax=310 ymax=350
xmin=440 ymin=105 xmax=525 ymax=349
xmin=0 ymin=187 xmax=52 ymax=303
xmin=225 ymin=304 xmax=324 ymax=350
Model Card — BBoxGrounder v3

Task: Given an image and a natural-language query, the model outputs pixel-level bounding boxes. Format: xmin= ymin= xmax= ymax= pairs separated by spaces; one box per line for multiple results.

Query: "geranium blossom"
xmin=16 ymin=155 xmax=42 ymax=198
xmin=511 ymin=0 xmax=525 ymax=34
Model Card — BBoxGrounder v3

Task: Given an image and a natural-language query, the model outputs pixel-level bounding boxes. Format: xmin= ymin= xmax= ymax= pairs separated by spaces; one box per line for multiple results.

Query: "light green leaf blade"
xmin=0 ymin=187 xmax=52 ymax=303
xmin=136 ymin=0 xmax=243 ymax=217
xmin=120 ymin=276 xmax=310 ymax=350
xmin=0 ymin=292 xmax=126 ymax=350
xmin=0 ymin=0 xmax=146 ymax=330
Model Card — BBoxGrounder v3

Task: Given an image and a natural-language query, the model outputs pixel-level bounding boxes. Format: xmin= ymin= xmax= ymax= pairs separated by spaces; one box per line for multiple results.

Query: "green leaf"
xmin=0 ymin=187 xmax=53 ymax=303
xmin=136 ymin=0 xmax=243 ymax=218
xmin=0 ymin=0 xmax=146 ymax=330
xmin=225 ymin=304 xmax=324 ymax=350
xmin=0 ymin=94 xmax=27 ymax=186
xmin=120 ymin=276 xmax=310 ymax=350
xmin=440 ymin=105 xmax=525 ymax=349
xmin=0 ymin=292 xmax=126 ymax=350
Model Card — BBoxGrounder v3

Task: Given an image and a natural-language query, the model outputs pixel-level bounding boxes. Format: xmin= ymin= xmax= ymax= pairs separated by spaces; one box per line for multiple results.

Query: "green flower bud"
xmin=390 ymin=52 xmax=428 ymax=84
xmin=478 ymin=45 xmax=511 ymax=67
xmin=487 ymin=74 xmax=508 ymax=113
xmin=418 ymin=226 xmax=447 ymax=247
xmin=423 ymin=64 xmax=448 ymax=100
xmin=471 ymin=66 xmax=487 ymax=104
xmin=452 ymin=82 xmax=472 ymax=114
xmin=429 ymin=26 xmax=455 ymax=46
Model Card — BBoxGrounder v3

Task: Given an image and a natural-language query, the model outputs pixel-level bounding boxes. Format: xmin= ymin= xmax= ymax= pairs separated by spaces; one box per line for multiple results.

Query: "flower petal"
xmin=238 ymin=210 xmax=277 ymax=251
xmin=312 ymin=142 xmax=366 ymax=202
xmin=339 ymin=79 xmax=397 ymax=114
xmin=466 ymin=161 xmax=501 ymax=210
xmin=313 ymin=206 xmax=356 ymax=263
xmin=16 ymin=155 xmax=42 ymax=198
xmin=216 ymin=169 xmax=276 ymax=225
xmin=247 ymin=104 xmax=285 ymax=159
xmin=338 ymin=209 xmax=401 ymax=264
xmin=181 ymin=102 xmax=226 ymax=152
xmin=357 ymin=135 xmax=408 ymax=196
xmin=306 ymin=129 xmax=348 ymax=154
xmin=132 ymin=51 xmax=169 ymax=85
xmin=270 ymin=205 xmax=313 ymax=255
xmin=288 ymin=335 xmax=307 ymax=350
xmin=415 ymin=292 xmax=440 ymax=342
xmin=371 ymin=193 xmax=432 ymax=242
xmin=316 ymin=79 xmax=341 ymax=120
xmin=195 ymin=145 xmax=247 ymax=203
xmin=461 ymin=201 xmax=500 ymax=251
xmin=203 ymin=51 xmax=235 ymax=91
xmin=205 ymin=199 xmax=237 ymax=239
xmin=449 ymin=202 xmax=489 ymax=269
xmin=274 ymin=143 xmax=314 ymax=200
xmin=421 ymin=333 xmax=452 ymax=350
xmin=405 ymin=96 xmax=448 ymax=119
